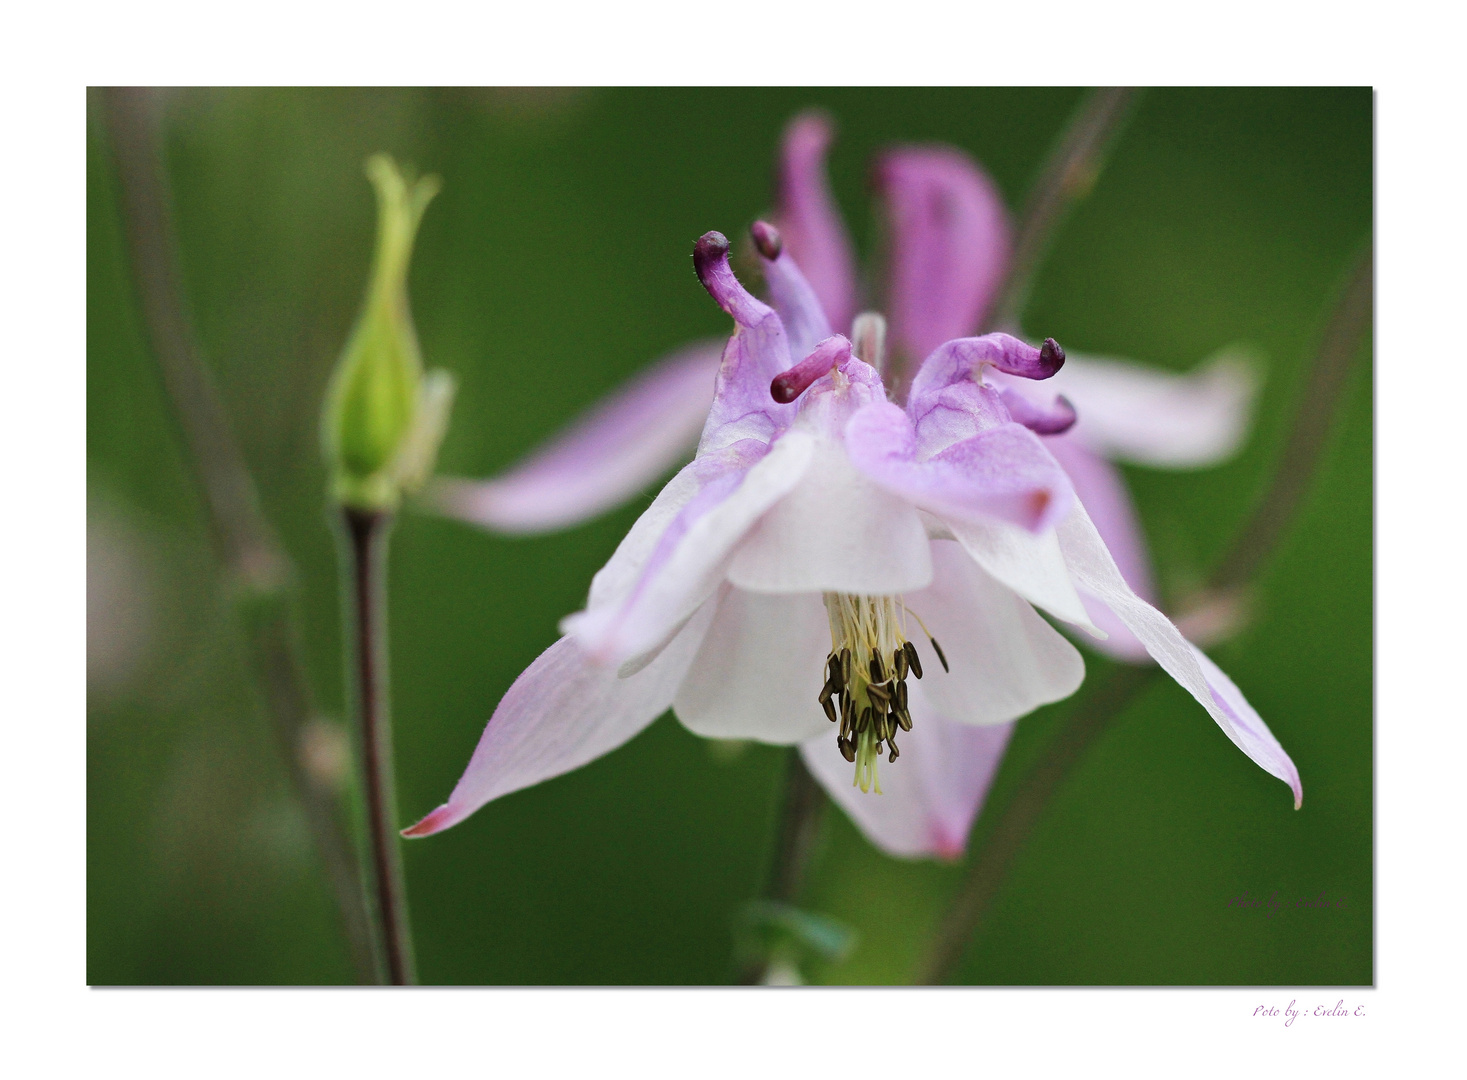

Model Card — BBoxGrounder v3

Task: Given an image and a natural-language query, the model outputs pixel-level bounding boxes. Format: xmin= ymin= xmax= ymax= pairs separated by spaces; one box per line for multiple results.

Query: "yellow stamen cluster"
xmin=819 ymin=594 xmax=926 ymax=794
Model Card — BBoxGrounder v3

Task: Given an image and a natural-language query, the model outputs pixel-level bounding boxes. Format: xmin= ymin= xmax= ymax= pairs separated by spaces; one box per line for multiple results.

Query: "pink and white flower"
xmin=404 ymin=223 xmax=1299 ymax=845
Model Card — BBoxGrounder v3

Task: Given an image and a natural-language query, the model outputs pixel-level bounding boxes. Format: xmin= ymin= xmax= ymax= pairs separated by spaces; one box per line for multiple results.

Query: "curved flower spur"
xmin=403 ymin=227 xmax=1299 ymax=841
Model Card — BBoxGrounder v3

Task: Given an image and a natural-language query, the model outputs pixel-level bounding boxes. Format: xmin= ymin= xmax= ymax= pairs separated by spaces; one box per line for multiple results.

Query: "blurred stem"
xmin=737 ymin=751 xmax=826 ymax=984
xmin=913 ymin=665 xmax=1156 ymax=985
xmin=1207 ymin=242 xmax=1374 ymax=593
xmin=916 ymin=241 xmax=1373 ymax=985
xmin=342 ymin=508 xmax=417 ymax=986
xmin=986 ymin=88 xmax=1141 ymax=333
xmin=100 ymin=87 xmax=377 ymax=984
xmin=768 ymin=752 xmax=826 ymax=904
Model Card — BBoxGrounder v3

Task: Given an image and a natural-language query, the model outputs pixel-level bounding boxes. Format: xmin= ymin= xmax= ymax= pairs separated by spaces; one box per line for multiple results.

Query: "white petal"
xmin=906 ymin=540 xmax=1085 ymax=726
xmin=403 ymin=600 xmax=718 ymax=836
xmin=1076 ymin=592 xmax=1153 ymax=662
xmin=727 ymin=435 xmax=933 ymax=595
xmin=1049 ymin=346 xmax=1259 ymax=468
xmin=801 ymin=683 xmax=1015 ymax=861
xmin=1054 ymin=500 xmax=1301 ymax=803
xmin=565 ymin=430 xmax=816 ymax=664
xmin=584 ymin=460 xmax=704 ymax=611
xmin=673 ymin=588 xmax=833 ymax=744
xmin=939 ymin=515 xmax=1101 ymax=636
xmin=1190 ymin=646 xmax=1302 ymax=809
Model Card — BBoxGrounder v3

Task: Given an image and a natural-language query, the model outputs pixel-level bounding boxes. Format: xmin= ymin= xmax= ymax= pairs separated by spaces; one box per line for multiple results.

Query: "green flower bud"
xmin=322 ymin=154 xmax=455 ymax=510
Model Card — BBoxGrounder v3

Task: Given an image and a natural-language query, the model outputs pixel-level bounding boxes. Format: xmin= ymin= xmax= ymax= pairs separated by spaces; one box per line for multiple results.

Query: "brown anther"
xmin=818 ymin=681 xmax=834 ymax=706
xmin=894 ymin=648 xmax=908 ymax=681
xmin=895 ymin=681 xmax=908 ymax=711
xmin=827 ymin=653 xmax=844 ymax=689
xmin=896 ymin=708 xmax=913 ymax=732
xmin=866 ymin=682 xmax=891 ymax=706
xmin=840 ymin=648 xmax=851 ymax=687
xmin=858 ymin=705 xmax=873 ymax=733
xmin=904 ymin=641 xmax=923 ymax=679
xmin=822 ymin=696 xmax=838 ymax=723
xmin=838 ymin=737 xmax=856 ymax=763
xmin=868 ymin=656 xmax=885 ymax=685
xmin=929 ymin=636 xmax=949 ymax=673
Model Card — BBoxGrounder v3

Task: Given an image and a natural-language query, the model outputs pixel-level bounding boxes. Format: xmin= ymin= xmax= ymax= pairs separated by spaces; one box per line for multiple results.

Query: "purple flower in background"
xmin=404 ymin=224 xmax=1299 ymax=842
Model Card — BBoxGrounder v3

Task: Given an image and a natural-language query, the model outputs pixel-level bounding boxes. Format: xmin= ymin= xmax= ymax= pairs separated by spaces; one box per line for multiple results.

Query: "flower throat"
xmin=819 ymin=593 xmax=948 ymax=793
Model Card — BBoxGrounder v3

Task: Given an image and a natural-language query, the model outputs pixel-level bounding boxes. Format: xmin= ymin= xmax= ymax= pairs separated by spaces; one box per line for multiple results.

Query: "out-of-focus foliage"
xmin=87 ymin=88 xmax=1371 ymax=985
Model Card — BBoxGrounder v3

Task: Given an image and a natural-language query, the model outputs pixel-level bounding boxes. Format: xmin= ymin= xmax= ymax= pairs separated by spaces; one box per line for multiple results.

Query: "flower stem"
xmin=1206 ymin=242 xmax=1374 ymax=594
xmin=100 ymin=86 xmax=377 ymax=984
xmin=987 ymin=87 xmax=1141 ymax=334
xmin=736 ymin=751 xmax=827 ymax=983
xmin=342 ymin=508 xmax=418 ymax=986
xmin=913 ymin=664 xmax=1156 ymax=984
xmin=915 ymin=241 xmax=1373 ymax=985
xmin=767 ymin=752 xmax=827 ymax=905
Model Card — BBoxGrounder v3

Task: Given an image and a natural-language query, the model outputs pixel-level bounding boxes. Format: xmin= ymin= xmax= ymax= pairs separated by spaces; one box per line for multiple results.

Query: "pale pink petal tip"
xmin=401 ymin=803 xmax=460 ymax=838
xmin=776 ymin=110 xmax=857 ymax=333
xmin=929 ymin=825 xmax=967 ymax=862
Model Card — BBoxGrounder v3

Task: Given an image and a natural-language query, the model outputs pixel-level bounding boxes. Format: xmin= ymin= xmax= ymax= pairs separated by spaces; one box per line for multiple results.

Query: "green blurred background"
xmin=87 ymin=87 xmax=1371 ymax=985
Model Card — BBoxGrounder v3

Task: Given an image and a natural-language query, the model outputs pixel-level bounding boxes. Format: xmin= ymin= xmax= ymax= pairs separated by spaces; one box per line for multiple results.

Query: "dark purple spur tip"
xmin=769 ymin=374 xmax=803 ymax=404
xmin=750 ymin=220 xmax=783 ymax=260
xmin=693 ymin=231 xmax=730 ymax=278
xmin=1039 ymin=337 xmax=1066 ymax=376
xmin=770 ymin=334 xmax=852 ymax=403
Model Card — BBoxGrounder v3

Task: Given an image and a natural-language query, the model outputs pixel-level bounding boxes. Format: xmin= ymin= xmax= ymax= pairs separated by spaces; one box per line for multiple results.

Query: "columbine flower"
xmin=419 ymin=115 xmax=1280 ymax=859
xmin=403 ymin=225 xmax=1298 ymax=841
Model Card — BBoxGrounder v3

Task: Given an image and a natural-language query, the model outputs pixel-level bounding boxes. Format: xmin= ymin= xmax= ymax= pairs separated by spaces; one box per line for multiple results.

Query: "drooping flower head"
xmin=404 ymin=218 xmax=1298 ymax=842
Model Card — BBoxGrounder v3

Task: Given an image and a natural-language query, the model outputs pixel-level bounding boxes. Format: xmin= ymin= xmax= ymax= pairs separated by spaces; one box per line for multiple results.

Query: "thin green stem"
xmin=1207 ymin=242 xmax=1374 ymax=594
xmin=913 ymin=665 xmax=1156 ymax=985
xmin=986 ymin=88 xmax=1141 ymax=334
xmin=915 ymin=241 xmax=1373 ymax=985
xmin=736 ymin=751 xmax=827 ymax=984
xmin=342 ymin=508 xmax=417 ymax=985
xmin=100 ymin=86 xmax=376 ymax=984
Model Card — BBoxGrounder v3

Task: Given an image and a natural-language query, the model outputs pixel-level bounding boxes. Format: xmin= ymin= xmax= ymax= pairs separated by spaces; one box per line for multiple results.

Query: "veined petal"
xmin=876 ymin=147 xmax=1012 ymax=363
xmin=727 ymin=433 xmax=932 ymax=595
xmin=402 ymin=600 xmax=718 ymax=837
xmin=905 ymin=336 xmax=1065 ymax=458
xmin=752 ymin=221 xmax=835 ymax=362
xmin=904 ymin=539 xmax=1085 ymax=726
xmin=845 ymin=401 xmax=1074 ymax=533
xmin=1191 ymin=645 xmax=1303 ymax=809
xmin=1046 ymin=346 xmax=1260 ymax=467
xmin=909 ymin=334 xmax=1064 ymax=405
xmin=801 ymin=687 xmax=1016 ymax=861
xmin=1045 ymin=434 xmax=1157 ymax=661
xmin=672 ymin=588 xmax=833 ymax=744
xmin=775 ymin=111 xmax=857 ymax=334
xmin=1054 ymin=501 xmax=1301 ymax=804
xmin=428 ymin=341 xmax=722 ymax=534
xmin=694 ymin=236 xmax=799 ymax=454
xmin=565 ymin=429 xmax=816 ymax=664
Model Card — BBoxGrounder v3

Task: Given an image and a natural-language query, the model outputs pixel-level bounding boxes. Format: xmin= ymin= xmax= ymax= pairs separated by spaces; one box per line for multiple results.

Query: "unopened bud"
xmin=322 ymin=154 xmax=455 ymax=510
